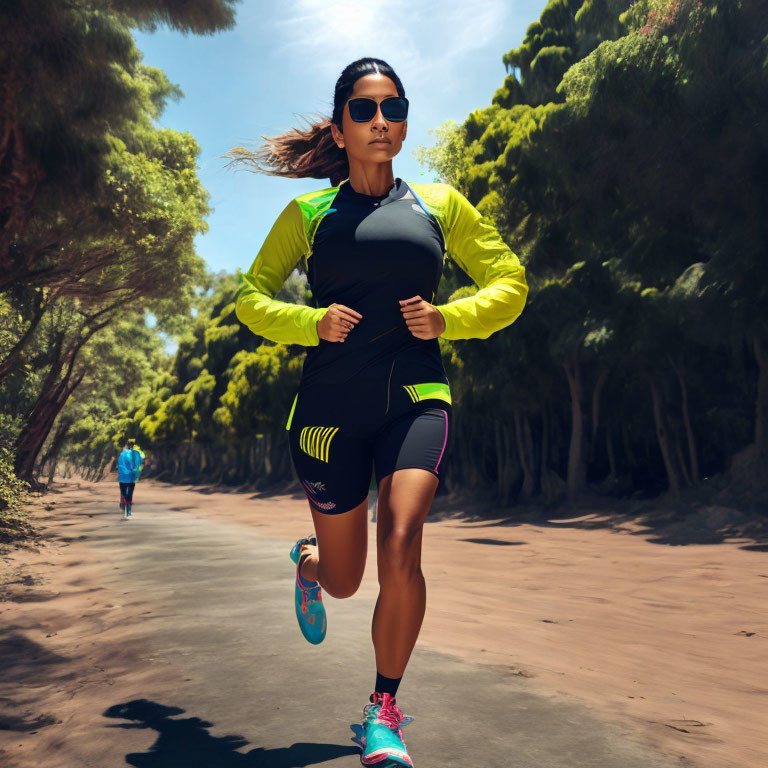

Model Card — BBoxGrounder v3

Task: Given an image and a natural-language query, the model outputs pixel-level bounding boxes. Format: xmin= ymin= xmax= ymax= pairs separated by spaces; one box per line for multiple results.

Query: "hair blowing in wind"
xmin=222 ymin=57 xmax=406 ymax=186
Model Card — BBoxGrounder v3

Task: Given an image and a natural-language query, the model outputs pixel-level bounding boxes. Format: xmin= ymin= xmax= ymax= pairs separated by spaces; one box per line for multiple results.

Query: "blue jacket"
xmin=118 ymin=448 xmax=143 ymax=483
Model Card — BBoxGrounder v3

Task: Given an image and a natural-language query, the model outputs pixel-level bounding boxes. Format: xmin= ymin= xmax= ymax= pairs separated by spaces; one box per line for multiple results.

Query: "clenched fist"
xmin=400 ymin=295 xmax=446 ymax=340
xmin=317 ymin=303 xmax=362 ymax=342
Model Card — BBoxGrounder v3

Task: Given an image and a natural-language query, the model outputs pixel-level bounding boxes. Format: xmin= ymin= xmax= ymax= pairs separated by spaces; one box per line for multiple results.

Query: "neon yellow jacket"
xmin=235 ymin=181 xmax=528 ymax=345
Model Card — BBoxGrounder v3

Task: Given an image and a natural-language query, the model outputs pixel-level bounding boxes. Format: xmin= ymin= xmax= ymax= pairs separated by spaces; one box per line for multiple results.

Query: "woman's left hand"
xmin=399 ymin=295 xmax=446 ymax=340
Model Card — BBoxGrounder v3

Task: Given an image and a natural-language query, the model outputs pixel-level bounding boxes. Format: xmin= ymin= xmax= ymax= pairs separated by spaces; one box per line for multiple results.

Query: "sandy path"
xmin=1 ymin=476 xmax=766 ymax=767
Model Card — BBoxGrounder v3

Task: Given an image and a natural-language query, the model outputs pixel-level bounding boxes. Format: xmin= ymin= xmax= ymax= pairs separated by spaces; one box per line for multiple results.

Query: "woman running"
xmin=231 ymin=57 xmax=528 ymax=767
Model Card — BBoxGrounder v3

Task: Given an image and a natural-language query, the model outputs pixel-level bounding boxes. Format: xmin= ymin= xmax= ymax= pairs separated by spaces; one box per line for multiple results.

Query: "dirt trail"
xmin=1 ymin=477 xmax=766 ymax=767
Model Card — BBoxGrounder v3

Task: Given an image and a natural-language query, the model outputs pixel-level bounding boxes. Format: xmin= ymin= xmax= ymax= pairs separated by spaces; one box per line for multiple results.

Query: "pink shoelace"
xmin=367 ymin=692 xmax=405 ymax=734
xmin=298 ymin=566 xmax=321 ymax=614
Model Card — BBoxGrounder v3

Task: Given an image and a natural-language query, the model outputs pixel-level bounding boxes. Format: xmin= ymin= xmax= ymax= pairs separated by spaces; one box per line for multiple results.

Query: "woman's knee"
xmin=377 ymin=526 xmax=423 ymax=581
xmin=304 ymin=546 xmax=364 ymax=598
xmin=311 ymin=498 xmax=369 ymax=599
xmin=318 ymin=563 xmax=364 ymax=599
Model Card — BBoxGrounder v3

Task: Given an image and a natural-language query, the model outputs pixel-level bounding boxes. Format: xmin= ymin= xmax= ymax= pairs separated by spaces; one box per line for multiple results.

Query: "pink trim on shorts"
xmin=301 ymin=479 xmax=318 ymax=497
xmin=433 ymin=409 xmax=448 ymax=473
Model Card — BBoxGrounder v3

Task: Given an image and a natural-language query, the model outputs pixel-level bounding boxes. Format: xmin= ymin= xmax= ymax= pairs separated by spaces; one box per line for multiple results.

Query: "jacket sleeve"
xmin=434 ymin=185 xmax=528 ymax=340
xmin=235 ymin=198 xmax=328 ymax=346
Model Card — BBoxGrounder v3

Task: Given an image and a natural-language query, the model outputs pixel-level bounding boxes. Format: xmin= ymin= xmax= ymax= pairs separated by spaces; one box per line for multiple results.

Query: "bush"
xmin=0 ymin=447 xmax=31 ymax=540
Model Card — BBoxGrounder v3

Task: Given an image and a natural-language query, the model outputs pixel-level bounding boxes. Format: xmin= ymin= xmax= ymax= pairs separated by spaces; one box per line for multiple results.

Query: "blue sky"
xmin=134 ymin=0 xmax=547 ymax=276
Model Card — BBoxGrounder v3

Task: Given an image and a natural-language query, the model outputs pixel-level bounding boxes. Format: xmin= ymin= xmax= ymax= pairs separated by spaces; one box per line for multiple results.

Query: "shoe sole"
xmin=360 ymin=754 xmax=413 ymax=768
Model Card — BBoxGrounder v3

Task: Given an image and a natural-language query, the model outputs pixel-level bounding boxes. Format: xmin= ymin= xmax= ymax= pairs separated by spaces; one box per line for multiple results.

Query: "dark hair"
xmin=224 ymin=57 xmax=406 ymax=187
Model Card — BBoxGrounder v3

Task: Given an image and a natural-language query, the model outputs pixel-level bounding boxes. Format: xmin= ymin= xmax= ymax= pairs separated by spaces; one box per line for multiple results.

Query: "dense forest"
xmin=2 ymin=0 xmax=767 ymax=523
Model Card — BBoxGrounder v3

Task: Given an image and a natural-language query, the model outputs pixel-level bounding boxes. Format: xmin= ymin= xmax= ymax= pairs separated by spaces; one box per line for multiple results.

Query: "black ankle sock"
xmin=372 ymin=672 xmax=402 ymax=700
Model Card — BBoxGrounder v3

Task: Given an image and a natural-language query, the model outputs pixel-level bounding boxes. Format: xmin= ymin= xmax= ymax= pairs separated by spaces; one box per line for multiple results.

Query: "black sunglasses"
xmin=347 ymin=96 xmax=409 ymax=123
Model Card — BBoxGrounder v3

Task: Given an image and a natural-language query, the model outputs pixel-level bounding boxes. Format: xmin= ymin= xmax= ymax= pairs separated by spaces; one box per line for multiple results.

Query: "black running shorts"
xmin=287 ymin=352 xmax=451 ymax=515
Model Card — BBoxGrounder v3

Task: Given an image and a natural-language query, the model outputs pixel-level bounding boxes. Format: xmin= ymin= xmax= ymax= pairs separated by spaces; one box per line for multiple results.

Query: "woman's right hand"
xmin=317 ymin=303 xmax=362 ymax=342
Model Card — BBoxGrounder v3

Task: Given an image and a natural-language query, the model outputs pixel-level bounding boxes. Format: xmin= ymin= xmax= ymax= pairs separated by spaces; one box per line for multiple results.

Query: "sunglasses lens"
xmin=381 ymin=97 xmax=408 ymax=121
xmin=348 ymin=99 xmax=377 ymax=122
xmin=348 ymin=97 xmax=408 ymax=122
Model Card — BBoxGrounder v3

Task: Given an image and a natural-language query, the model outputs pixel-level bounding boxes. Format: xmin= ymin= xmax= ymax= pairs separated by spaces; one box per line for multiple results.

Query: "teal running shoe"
xmin=360 ymin=692 xmax=413 ymax=767
xmin=289 ymin=535 xmax=326 ymax=645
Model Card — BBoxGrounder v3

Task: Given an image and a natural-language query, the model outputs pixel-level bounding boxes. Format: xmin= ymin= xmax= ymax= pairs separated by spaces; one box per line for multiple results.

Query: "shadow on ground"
xmin=0 ymin=631 xmax=70 ymax=685
xmin=425 ymin=486 xmax=768 ymax=550
xmin=104 ymin=699 xmax=360 ymax=767
xmin=0 ymin=631 xmax=69 ymax=736
xmin=47 ymin=476 xmax=768 ymax=551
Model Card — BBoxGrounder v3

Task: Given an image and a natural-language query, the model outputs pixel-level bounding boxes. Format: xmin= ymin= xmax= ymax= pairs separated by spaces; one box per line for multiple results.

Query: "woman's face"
xmin=331 ymin=73 xmax=407 ymax=165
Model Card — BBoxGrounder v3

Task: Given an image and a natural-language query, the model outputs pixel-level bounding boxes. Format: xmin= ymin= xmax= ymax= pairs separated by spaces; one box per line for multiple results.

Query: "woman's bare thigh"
xmin=375 ymin=469 xmax=439 ymax=563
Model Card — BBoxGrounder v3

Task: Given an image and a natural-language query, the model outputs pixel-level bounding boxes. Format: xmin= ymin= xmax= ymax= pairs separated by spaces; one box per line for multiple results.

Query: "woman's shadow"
xmin=103 ymin=699 xmax=360 ymax=767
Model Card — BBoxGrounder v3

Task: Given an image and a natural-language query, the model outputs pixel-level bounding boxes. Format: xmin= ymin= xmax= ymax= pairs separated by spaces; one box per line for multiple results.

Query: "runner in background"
xmin=117 ymin=439 xmax=144 ymax=519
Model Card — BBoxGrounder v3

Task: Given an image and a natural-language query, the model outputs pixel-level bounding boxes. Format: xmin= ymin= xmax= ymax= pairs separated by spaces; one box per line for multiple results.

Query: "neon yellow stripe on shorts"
xmin=402 ymin=381 xmax=451 ymax=405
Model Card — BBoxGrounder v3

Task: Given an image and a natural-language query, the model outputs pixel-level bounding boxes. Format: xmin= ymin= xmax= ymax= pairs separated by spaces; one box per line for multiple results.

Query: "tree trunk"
xmin=96 ymin=455 xmax=111 ymax=482
xmin=605 ymin=420 xmax=617 ymax=480
xmin=494 ymin=420 xmax=504 ymax=499
xmin=462 ymin=417 xmax=481 ymax=488
xmin=14 ymin=315 xmax=108 ymax=480
xmin=621 ymin=420 xmax=636 ymax=468
xmin=674 ymin=436 xmax=691 ymax=487
xmin=39 ymin=418 xmax=72 ymax=486
xmin=669 ymin=356 xmax=700 ymax=484
xmin=523 ymin=412 xmax=537 ymax=496
xmin=502 ymin=422 xmax=518 ymax=505
xmin=494 ymin=418 xmax=517 ymax=505
xmin=753 ymin=336 xmax=768 ymax=460
xmin=14 ymin=331 xmax=76 ymax=480
xmin=589 ymin=368 xmax=609 ymax=463
xmin=15 ymin=368 xmax=85 ymax=481
xmin=563 ymin=354 xmax=585 ymax=505
xmin=540 ymin=408 xmax=549 ymax=478
xmin=513 ymin=409 xmax=533 ymax=499
xmin=649 ymin=378 xmax=680 ymax=497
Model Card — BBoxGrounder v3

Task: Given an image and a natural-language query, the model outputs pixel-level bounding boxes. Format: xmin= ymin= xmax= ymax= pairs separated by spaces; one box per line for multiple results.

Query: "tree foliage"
xmin=12 ymin=0 xmax=768 ymax=514
xmin=0 ymin=0 xmax=238 ymax=486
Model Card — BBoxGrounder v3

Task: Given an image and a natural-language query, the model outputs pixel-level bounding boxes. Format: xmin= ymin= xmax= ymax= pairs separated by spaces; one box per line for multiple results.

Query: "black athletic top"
xmin=235 ymin=176 xmax=529 ymax=391
xmin=301 ymin=177 xmax=446 ymax=387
